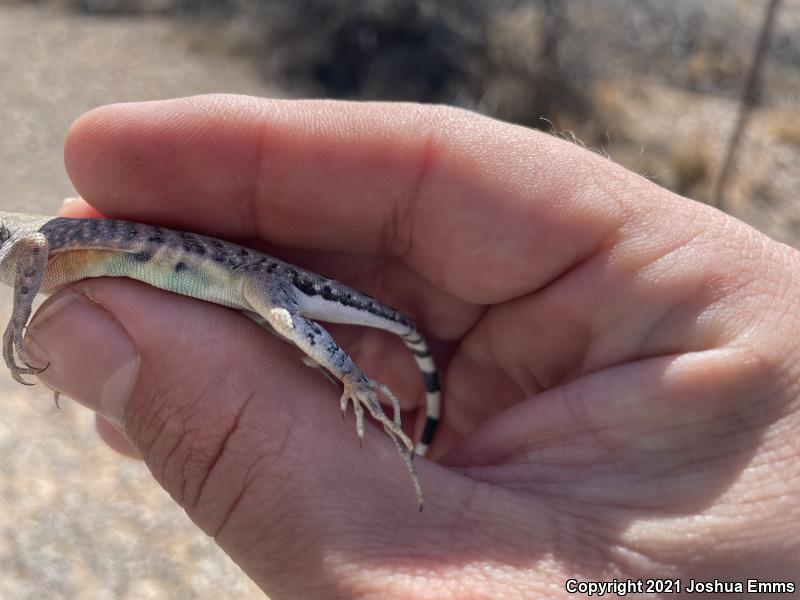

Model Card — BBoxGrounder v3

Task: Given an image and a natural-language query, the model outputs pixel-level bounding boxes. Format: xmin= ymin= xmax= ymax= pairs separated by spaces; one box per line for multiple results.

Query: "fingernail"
xmin=25 ymin=291 xmax=140 ymax=424
xmin=62 ymin=196 xmax=79 ymax=205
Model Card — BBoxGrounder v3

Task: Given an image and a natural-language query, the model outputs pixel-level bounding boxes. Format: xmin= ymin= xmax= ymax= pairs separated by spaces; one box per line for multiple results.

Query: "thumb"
xmin=25 ymin=277 xmax=446 ymax=597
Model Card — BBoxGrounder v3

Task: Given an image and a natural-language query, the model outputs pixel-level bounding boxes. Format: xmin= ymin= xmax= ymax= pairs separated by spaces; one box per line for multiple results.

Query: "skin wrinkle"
xmin=446 ymin=339 xmax=524 ymax=436
xmin=175 ymin=423 xmax=198 ymax=510
xmin=761 ymin=256 xmax=797 ymax=308
xmin=191 ymin=388 xmax=259 ymax=512
xmin=139 ymin=335 xmax=267 ymax=508
xmin=483 ymin=306 xmax=546 ymax=397
xmin=390 ymin=114 xmax=440 ymax=262
xmin=634 ymin=227 xmax=708 ymax=284
xmin=718 ymin=368 xmax=776 ymax=434
xmin=209 ymin=438 xmax=275 ymax=541
xmin=732 ymin=285 xmax=794 ymax=345
xmin=130 ymin=373 xmax=188 ymax=488
xmin=740 ymin=255 xmax=800 ymax=363
xmin=628 ymin=254 xmax=720 ymax=360
xmin=449 ymin=496 xmax=536 ymax=572
xmin=610 ymin=541 xmax=668 ymax=576
xmin=491 ymin=258 xmax=598 ymax=389
xmin=588 ymin=260 xmax=709 ymax=370
xmin=158 ymin=396 xmax=199 ymax=507
xmin=239 ymin=143 xmax=262 ymax=242
xmin=560 ymin=384 xmax=626 ymax=469
xmin=581 ymin=155 xmax=639 ymax=237
xmin=434 ymin=121 xmax=583 ymax=302
xmin=450 ymin=175 xmax=634 ymax=396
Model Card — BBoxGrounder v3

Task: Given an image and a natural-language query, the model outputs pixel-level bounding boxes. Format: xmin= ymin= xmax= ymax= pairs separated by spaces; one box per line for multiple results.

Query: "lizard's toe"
xmin=343 ymin=379 xmax=415 ymax=455
xmin=7 ymin=350 xmax=47 ymax=385
xmin=15 ymin=350 xmax=48 ymax=376
xmin=22 ymin=360 xmax=49 ymax=374
xmin=11 ymin=369 xmax=35 ymax=386
xmin=343 ymin=379 xmax=423 ymax=508
xmin=15 ymin=334 xmax=47 ymax=373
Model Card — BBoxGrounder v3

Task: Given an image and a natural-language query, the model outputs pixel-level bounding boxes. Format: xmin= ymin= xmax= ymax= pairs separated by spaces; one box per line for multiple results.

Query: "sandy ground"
xmin=0 ymin=4 xmax=272 ymax=598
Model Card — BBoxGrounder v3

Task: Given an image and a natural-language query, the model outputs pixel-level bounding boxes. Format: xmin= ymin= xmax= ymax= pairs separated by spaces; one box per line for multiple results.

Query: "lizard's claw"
xmin=9 ymin=360 xmax=46 ymax=385
xmin=11 ymin=370 xmax=34 ymax=386
xmin=3 ymin=323 xmax=48 ymax=385
xmin=339 ymin=377 xmax=423 ymax=508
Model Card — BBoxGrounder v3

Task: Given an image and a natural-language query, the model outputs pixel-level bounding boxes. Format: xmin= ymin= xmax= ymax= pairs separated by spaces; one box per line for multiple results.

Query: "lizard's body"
xmin=0 ymin=211 xmax=440 ymax=508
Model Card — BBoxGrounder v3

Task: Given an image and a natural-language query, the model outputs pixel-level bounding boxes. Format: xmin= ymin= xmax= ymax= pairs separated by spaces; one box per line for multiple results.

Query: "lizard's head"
xmin=0 ymin=212 xmax=46 ymax=248
xmin=0 ymin=222 xmax=11 ymax=247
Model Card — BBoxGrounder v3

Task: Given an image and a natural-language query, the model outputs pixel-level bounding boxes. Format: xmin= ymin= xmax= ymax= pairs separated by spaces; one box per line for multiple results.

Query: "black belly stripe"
xmin=422 ymin=371 xmax=440 ymax=394
xmin=420 ymin=416 xmax=439 ymax=445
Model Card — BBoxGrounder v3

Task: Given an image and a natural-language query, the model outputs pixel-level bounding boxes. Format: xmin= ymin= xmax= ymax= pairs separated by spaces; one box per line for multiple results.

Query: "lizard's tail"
xmin=400 ymin=328 xmax=441 ymax=456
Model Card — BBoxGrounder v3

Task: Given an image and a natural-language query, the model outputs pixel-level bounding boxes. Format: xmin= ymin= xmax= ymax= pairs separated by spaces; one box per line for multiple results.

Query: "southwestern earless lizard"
xmin=0 ymin=211 xmax=440 ymax=508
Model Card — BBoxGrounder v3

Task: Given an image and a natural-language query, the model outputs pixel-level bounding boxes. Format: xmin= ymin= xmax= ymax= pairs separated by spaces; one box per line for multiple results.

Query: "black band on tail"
xmin=422 ymin=371 xmax=440 ymax=393
xmin=420 ymin=416 xmax=439 ymax=445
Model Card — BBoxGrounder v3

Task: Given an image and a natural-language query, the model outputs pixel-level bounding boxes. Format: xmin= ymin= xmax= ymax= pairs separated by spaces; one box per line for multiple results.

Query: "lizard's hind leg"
xmin=1 ymin=232 xmax=50 ymax=384
xmin=243 ymin=278 xmax=423 ymax=508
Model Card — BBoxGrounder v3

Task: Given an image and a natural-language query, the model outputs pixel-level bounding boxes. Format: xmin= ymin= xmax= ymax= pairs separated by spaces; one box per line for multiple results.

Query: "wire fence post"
xmin=711 ymin=0 xmax=781 ymax=211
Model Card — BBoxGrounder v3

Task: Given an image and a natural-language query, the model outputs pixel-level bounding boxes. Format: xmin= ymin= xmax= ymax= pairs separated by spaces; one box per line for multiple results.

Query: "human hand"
xmin=29 ymin=96 xmax=800 ymax=598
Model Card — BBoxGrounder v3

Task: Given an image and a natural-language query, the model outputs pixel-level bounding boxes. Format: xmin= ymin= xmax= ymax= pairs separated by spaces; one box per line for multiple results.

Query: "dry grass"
xmin=767 ymin=110 xmax=800 ymax=146
xmin=669 ymin=138 xmax=713 ymax=197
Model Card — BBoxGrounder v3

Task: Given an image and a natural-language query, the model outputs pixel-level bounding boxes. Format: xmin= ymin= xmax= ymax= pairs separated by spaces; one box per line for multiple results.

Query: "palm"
xmin=60 ymin=97 xmax=799 ymax=596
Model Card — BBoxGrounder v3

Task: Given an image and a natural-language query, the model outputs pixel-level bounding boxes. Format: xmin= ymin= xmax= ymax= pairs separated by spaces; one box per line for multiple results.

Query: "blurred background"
xmin=0 ymin=0 xmax=798 ymax=597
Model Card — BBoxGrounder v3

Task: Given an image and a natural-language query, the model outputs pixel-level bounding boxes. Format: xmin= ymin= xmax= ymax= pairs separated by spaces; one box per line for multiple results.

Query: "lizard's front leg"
xmin=1 ymin=232 xmax=50 ymax=384
xmin=243 ymin=277 xmax=424 ymax=509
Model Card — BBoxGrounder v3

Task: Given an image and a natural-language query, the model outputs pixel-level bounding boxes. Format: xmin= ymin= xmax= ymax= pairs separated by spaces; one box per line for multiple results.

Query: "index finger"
xmin=65 ymin=95 xmax=636 ymax=303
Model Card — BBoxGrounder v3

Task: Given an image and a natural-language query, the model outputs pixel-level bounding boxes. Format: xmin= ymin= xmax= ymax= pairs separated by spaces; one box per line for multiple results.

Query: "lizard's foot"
xmin=3 ymin=322 xmax=48 ymax=385
xmin=339 ymin=377 xmax=413 ymax=453
xmin=340 ymin=377 xmax=423 ymax=509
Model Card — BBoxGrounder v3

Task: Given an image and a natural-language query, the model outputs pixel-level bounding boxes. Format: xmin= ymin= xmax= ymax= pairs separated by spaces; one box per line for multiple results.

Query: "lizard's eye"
xmin=0 ymin=224 xmax=10 ymax=245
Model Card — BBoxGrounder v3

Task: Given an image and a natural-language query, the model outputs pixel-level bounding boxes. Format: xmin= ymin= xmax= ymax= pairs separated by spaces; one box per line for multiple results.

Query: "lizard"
xmin=0 ymin=211 xmax=441 ymax=509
